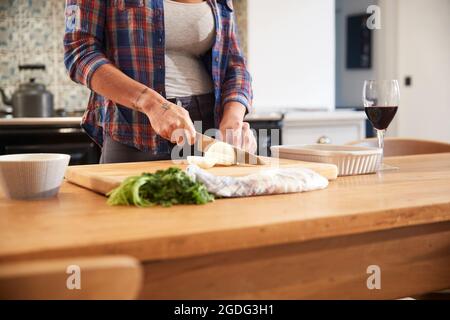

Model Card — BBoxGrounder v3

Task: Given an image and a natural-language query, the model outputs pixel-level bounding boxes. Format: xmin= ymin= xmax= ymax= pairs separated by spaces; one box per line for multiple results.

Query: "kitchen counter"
xmin=0 ymin=110 xmax=365 ymax=125
xmin=0 ymin=111 xmax=366 ymax=126
xmin=244 ymin=112 xmax=283 ymax=121
xmin=283 ymin=110 xmax=366 ymax=122
xmin=0 ymin=117 xmax=82 ymax=126
xmin=0 ymin=114 xmax=283 ymax=125
xmin=1 ymin=153 xmax=450 ymax=299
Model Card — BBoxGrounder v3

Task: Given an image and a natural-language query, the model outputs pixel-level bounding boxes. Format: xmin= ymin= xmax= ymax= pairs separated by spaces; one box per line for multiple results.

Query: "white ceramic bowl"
xmin=0 ymin=153 xmax=70 ymax=200
xmin=271 ymin=144 xmax=383 ymax=176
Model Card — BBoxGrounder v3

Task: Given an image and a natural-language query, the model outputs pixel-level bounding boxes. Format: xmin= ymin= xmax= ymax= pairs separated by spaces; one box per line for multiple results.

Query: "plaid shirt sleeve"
xmin=63 ymin=0 xmax=111 ymax=89
xmin=220 ymin=11 xmax=253 ymax=114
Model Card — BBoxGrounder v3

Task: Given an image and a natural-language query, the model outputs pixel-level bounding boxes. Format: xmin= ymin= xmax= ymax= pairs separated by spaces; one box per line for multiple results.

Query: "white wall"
xmin=372 ymin=0 xmax=401 ymax=137
xmin=396 ymin=0 xmax=450 ymax=142
xmin=335 ymin=0 xmax=377 ymax=107
xmin=247 ymin=0 xmax=335 ymax=111
xmin=376 ymin=0 xmax=450 ymax=141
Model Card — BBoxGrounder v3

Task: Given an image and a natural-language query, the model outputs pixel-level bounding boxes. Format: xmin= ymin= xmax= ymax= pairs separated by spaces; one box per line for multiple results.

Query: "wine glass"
xmin=363 ymin=80 xmax=400 ymax=171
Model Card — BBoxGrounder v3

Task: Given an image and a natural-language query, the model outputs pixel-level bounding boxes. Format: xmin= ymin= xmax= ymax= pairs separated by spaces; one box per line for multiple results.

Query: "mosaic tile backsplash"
xmin=0 ymin=0 xmax=248 ymax=113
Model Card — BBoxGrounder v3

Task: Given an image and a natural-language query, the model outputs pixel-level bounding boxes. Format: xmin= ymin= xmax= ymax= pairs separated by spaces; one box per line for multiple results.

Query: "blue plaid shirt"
xmin=64 ymin=0 xmax=252 ymax=153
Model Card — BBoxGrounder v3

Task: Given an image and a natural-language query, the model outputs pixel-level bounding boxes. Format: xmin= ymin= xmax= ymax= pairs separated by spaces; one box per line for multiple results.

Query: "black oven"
xmin=247 ymin=115 xmax=284 ymax=157
xmin=0 ymin=122 xmax=100 ymax=165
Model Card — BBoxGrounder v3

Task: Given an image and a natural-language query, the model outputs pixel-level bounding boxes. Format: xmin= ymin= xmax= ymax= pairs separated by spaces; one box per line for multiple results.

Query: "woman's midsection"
xmin=165 ymin=51 xmax=214 ymax=98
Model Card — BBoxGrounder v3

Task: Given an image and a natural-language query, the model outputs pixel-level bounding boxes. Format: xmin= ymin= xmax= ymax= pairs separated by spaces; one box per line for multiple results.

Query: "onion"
xmin=186 ymin=156 xmax=217 ymax=169
xmin=204 ymin=142 xmax=236 ymax=166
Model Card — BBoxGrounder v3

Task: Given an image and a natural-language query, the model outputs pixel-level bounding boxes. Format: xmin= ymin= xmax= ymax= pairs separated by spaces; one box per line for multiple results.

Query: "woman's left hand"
xmin=219 ymin=102 xmax=257 ymax=154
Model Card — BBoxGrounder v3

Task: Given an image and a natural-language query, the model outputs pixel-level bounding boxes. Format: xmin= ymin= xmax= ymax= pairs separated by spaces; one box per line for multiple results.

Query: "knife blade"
xmin=195 ymin=132 xmax=267 ymax=165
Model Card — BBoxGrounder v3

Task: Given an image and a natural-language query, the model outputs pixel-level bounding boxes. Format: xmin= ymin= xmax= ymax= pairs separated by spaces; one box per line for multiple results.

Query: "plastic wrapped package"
xmin=186 ymin=165 xmax=329 ymax=198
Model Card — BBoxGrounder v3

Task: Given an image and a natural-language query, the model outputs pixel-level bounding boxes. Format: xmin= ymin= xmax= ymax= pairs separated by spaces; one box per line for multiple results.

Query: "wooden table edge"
xmin=1 ymin=201 xmax=449 ymax=263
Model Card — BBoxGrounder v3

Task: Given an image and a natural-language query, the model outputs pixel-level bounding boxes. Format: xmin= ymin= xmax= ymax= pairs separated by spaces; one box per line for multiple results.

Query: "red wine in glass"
xmin=365 ymin=106 xmax=398 ymax=130
xmin=363 ymin=80 xmax=400 ymax=171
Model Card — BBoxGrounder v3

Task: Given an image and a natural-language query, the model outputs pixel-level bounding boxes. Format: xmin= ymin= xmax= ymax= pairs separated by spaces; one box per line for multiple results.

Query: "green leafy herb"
xmin=106 ymin=167 xmax=214 ymax=207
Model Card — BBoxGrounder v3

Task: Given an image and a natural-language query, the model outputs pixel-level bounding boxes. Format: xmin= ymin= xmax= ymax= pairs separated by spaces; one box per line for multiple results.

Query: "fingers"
xmin=178 ymin=106 xmax=196 ymax=145
xmin=163 ymin=119 xmax=181 ymax=143
xmin=241 ymin=122 xmax=251 ymax=152
xmin=168 ymin=123 xmax=196 ymax=146
xmin=241 ymin=122 xmax=257 ymax=154
xmin=219 ymin=121 xmax=257 ymax=153
xmin=162 ymin=104 xmax=196 ymax=146
xmin=221 ymin=120 xmax=243 ymax=147
xmin=183 ymin=119 xmax=196 ymax=145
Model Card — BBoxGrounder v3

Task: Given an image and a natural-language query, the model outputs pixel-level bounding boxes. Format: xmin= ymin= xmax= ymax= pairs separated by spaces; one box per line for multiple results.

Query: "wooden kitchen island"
xmin=1 ymin=153 xmax=449 ymax=299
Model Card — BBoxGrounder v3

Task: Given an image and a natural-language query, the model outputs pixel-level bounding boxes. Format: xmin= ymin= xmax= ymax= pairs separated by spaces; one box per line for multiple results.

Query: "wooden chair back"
xmin=0 ymin=255 xmax=142 ymax=299
xmin=347 ymin=138 xmax=450 ymax=157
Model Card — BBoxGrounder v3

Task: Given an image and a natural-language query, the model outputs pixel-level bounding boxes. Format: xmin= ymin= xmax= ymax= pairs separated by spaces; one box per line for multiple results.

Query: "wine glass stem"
xmin=377 ymin=129 xmax=386 ymax=168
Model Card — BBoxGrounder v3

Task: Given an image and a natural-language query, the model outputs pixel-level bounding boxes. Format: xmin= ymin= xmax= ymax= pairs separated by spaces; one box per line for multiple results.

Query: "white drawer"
xmin=283 ymin=123 xmax=364 ymax=145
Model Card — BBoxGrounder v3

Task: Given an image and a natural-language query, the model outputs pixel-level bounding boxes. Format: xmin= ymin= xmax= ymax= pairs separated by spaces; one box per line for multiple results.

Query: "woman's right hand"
xmin=141 ymin=96 xmax=196 ymax=145
xmin=89 ymin=65 xmax=196 ymax=146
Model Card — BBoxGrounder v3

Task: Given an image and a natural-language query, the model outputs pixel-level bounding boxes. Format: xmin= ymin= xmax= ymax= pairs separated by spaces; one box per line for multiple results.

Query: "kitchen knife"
xmin=175 ymin=99 xmax=266 ymax=165
xmin=195 ymin=132 xmax=267 ymax=165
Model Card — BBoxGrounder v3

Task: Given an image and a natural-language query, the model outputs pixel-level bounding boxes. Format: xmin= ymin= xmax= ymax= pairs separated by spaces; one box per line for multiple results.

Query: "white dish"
xmin=0 ymin=153 xmax=70 ymax=200
xmin=271 ymin=144 xmax=382 ymax=176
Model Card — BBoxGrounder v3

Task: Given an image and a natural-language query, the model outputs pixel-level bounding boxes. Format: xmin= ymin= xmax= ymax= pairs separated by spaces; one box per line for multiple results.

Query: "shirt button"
xmin=158 ymin=37 xmax=162 ymax=43
xmin=215 ymin=57 xmax=219 ymax=63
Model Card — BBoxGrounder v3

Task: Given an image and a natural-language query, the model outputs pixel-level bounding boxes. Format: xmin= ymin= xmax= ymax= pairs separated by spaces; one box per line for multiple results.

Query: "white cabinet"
xmin=282 ymin=111 xmax=366 ymax=146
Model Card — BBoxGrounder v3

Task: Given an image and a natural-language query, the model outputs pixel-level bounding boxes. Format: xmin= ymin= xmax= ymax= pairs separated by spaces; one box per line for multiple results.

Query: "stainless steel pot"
xmin=0 ymin=64 xmax=54 ymax=118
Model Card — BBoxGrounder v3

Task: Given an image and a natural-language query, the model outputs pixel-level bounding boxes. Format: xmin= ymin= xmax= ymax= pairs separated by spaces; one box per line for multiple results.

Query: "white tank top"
xmin=163 ymin=0 xmax=215 ymax=98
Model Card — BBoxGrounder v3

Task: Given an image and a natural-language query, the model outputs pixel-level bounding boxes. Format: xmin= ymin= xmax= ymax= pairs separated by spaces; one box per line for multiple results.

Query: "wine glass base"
xmin=377 ymin=163 xmax=399 ymax=172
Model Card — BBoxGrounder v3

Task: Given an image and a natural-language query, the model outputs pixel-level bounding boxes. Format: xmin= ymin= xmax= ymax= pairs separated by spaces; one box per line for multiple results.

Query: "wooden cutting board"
xmin=65 ymin=158 xmax=338 ymax=195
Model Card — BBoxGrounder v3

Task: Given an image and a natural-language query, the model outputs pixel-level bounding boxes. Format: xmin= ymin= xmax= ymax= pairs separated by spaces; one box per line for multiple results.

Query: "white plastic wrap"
xmin=186 ymin=165 xmax=329 ymax=198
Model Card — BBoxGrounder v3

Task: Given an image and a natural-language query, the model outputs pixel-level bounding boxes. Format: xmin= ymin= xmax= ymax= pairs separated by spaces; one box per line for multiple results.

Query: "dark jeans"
xmin=99 ymin=93 xmax=215 ymax=164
